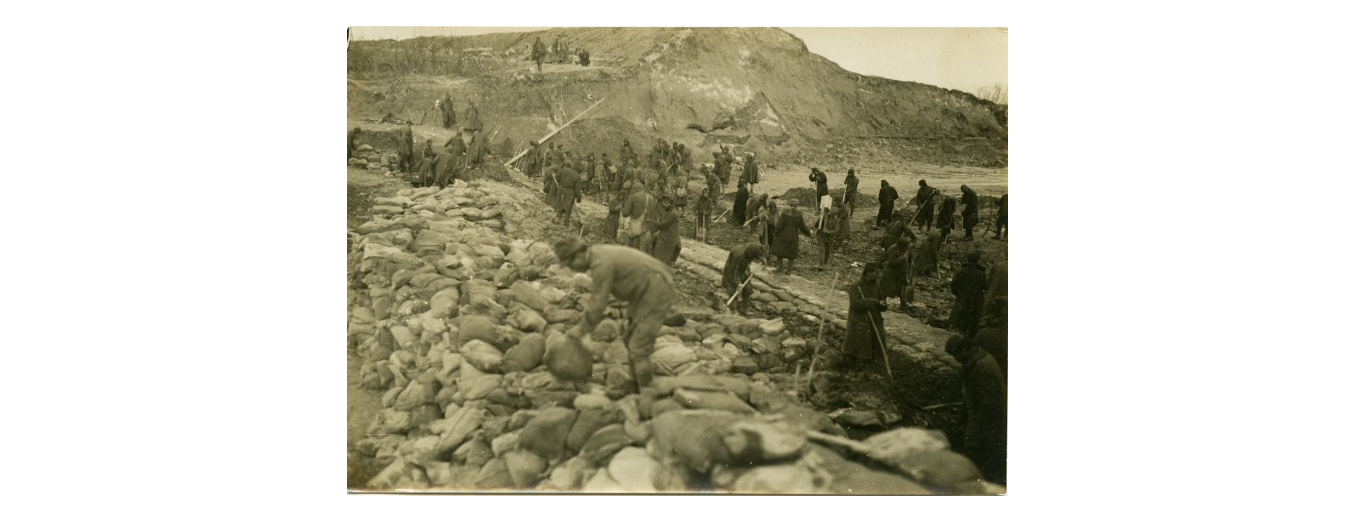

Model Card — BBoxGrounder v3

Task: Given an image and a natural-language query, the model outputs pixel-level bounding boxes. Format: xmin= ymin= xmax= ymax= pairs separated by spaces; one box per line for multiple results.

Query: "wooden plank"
xmin=502 ymin=96 xmax=608 ymax=167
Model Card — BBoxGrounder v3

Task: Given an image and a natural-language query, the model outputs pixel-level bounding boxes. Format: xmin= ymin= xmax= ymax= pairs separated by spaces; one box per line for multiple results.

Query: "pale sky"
xmin=349 ymin=27 xmax=1006 ymax=95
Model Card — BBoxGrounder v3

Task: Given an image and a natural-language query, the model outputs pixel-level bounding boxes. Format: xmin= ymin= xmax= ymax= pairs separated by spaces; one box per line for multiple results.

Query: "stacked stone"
xmin=347 ymin=180 xmax=998 ymax=494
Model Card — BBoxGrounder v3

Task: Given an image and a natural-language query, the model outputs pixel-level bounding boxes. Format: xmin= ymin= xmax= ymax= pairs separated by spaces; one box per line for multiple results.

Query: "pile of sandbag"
xmin=349 ymin=144 xmax=402 ymax=171
xmin=347 ymin=180 xmax=1000 ymax=494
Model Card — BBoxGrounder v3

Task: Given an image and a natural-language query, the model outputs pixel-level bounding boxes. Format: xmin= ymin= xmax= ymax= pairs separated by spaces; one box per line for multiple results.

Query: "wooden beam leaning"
xmin=503 ymin=96 xmax=609 ymax=168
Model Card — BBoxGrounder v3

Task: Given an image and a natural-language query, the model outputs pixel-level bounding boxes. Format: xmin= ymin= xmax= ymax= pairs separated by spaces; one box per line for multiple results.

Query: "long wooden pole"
xmin=503 ymin=96 xmax=608 ymax=167
xmin=802 ymin=271 xmax=841 ymax=400
xmin=860 ymin=286 xmax=894 ymax=378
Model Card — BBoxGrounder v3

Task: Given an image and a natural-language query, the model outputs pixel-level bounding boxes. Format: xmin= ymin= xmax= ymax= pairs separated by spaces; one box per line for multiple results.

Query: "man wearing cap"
xmin=949 ymin=252 xmax=988 ymax=337
xmin=652 ymin=196 xmax=682 ymax=265
xmin=844 ymin=169 xmax=860 ymax=216
xmin=844 ymin=262 xmax=888 ymax=365
xmin=556 ymin=238 xmax=675 ymax=394
xmin=960 ymin=184 xmax=980 ymax=240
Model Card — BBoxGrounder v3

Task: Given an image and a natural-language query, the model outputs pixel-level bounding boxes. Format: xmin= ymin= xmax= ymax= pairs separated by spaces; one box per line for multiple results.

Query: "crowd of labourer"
xmin=514 ymin=137 xmax=756 ymax=265
xmin=527 ymin=138 xmax=1008 ymax=484
xmin=347 ymin=94 xmax=491 ymax=189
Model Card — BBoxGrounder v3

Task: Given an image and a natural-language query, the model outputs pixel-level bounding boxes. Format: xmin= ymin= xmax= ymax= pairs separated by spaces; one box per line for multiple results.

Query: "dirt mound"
xmin=348 ymin=28 xmax=1006 ymax=169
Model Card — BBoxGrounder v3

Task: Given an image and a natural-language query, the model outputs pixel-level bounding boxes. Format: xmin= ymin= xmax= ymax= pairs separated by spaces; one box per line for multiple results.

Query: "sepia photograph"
xmin=346 ymin=26 xmax=1008 ymax=494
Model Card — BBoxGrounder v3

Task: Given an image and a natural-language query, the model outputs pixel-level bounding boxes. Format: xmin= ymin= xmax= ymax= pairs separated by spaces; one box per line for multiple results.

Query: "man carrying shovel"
xmin=722 ymin=243 xmax=764 ymax=315
xmin=554 ymin=238 xmax=675 ymax=397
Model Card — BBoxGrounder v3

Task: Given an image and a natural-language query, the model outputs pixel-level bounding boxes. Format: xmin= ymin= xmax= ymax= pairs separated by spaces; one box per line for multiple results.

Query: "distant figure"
xmin=912 ymin=230 xmax=943 ymax=276
xmin=441 ymin=94 xmax=455 ymax=129
xmin=531 ymin=37 xmax=547 ymax=71
xmin=880 ymin=235 xmax=912 ymax=310
xmin=693 ymin=187 xmax=713 ymax=242
xmin=915 ymin=180 xmax=938 ymax=232
xmin=732 ymin=179 xmax=749 ymax=226
xmin=703 ymin=164 xmax=721 ymax=205
xmin=399 ymin=124 xmax=414 ymax=172
xmin=621 ymin=180 xmax=659 ymax=254
xmin=652 ymin=197 xmax=682 ymax=265
xmin=620 ymin=138 xmax=636 ymax=164
xmin=556 ymin=161 xmax=581 ymax=226
xmin=937 ymin=194 xmax=957 ymax=243
xmin=741 ymin=152 xmax=760 ymax=193
xmin=525 ymin=140 xmax=542 ymax=177
xmin=770 ymin=199 xmax=812 ymax=275
xmin=992 ymin=194 xmax=1008 ymax=240
xmin=817 ymin=205 xmax=847 ymax=265
xmin=961 ymin=185 xmax=980 ymax=240
xmin=844 ymin=169 xmax=859 ymax=216
xmin=876 ymin=180 xmax=898 ymax=228
xmin=809 ymin=168 xmax=830 ymax=215
xmin=579 ymin=49 xmax=590 ymax=66
xmin=347 ymin=127 xmax=362 ymax=159
xmin=464 ymin=102 xmax=482 ymax=133
xmin=604 ymin=196 xmax=623 ymax=244
xmin=949 ymin=252 xmax=987 ymax=337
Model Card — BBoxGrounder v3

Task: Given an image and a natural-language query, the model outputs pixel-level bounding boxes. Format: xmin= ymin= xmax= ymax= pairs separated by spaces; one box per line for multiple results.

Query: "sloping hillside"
xmin=347 ymin=27 xmax=1006 ymax=167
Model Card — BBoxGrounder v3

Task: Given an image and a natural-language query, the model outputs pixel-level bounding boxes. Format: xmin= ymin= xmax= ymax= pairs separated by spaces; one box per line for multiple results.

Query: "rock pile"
xmin=348 ymin=180 xmax=999 ymax=494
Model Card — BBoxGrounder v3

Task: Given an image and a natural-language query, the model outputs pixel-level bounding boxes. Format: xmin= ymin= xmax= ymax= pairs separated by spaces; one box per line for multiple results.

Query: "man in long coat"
xmin=432 ymin=148 xmax=457 ymax=188
xmin=770 ymin=200 xmax=812 ymax=275
xmin=464 ymin=102 xmax=482 ymax=133
xmin=916 ymin=180 xmax=938 ymax=233
xmin=877 ymin=180 xmax=899 ymax=228
xmin=945 ymin=335 xmax=1007 ymax=484
xmin=961 ymin=184 xmax=980 ymax=240
xmin=693 ymin=186 xmax=713 ymax=242
xmin=912 ymin=230 xmax=943 ymax=276
xmin=741 ymin=153 xmax=760 ymax=193
xmin=556 ymin=162 xmax=581 ymax=226
xmin=937 ymin=194 xmax=957 ymax=243
xmin=879 ymin=237 xmax=911 ymax=310
xmin=732 ymin=179 xmax=750 ymax=227
xmin=949 ymin=252 xmax=988 ymax=337
xmin=844 ymin=263 xmax=887 ymax=364
xmin=722 ymin=243 xmax=763 ymax=315
xmin=441 ymin=95 xmax=456 ymax=129
xmin=531 ymin=37 xmax=546 ymax=72
xmin=652 ymin=197 xmax=682 ymax=265
xmin=621 ymin=180 xmax=659 ymax=253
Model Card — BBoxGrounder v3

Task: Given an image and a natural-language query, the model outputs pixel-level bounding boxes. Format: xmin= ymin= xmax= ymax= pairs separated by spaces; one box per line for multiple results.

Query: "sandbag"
xmin=544 ymin=331 xmax=592 ymax=382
